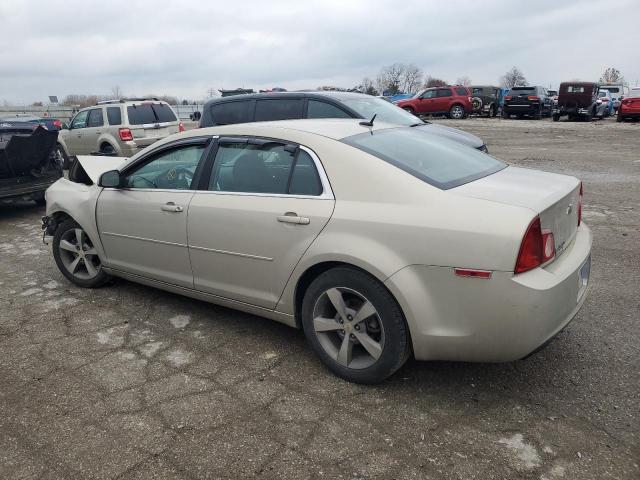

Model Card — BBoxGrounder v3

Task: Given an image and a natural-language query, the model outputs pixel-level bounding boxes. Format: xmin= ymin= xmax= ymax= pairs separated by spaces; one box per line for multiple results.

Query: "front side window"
xmin=70 ymin=110 xmax=89 ymax=129
xmin=342 ymin=127 xmax=505 ymax=190
xmin=123 ymin=144 xmax=205 ymax=189
xmin=107 ymin=107 xmax=122 ymax=125
xmin=86 ymin=109 xmax=104 ymax=128
xmin=421 ymin=90 xmax=437 ymax=99
xmin=209 ymin=141 xmax=322 ymax=196
xmin=307 ymin=100 xmax=352 ymax=119
xmin=255 ymin=99 xmax=304 ymax=121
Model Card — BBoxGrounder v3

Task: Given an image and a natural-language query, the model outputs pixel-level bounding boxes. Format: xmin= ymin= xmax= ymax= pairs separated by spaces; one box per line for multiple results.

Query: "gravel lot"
xmin=1 ymin=116 xmax=638 ymax=479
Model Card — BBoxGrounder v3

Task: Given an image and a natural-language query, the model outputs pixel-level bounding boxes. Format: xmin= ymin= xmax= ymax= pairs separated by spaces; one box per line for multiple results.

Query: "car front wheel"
xmin=403 ymin=106 xmax=416 ymax=115
xmin=53 ymin=219 xmax=110 ymax=288
xmin=301 ymin=267 xmax=411 ymax=384
xmin=449 ymin=104 xmax=465 ymax=119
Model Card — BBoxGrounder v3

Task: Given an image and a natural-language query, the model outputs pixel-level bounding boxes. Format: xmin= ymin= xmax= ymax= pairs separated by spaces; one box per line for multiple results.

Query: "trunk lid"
xmin=451 ymin=166 xmax=580 ymax=259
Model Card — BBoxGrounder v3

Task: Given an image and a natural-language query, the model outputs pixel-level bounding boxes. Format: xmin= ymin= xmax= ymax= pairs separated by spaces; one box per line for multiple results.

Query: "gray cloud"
xmin=1 ymin=0 xmax=638 ymax=104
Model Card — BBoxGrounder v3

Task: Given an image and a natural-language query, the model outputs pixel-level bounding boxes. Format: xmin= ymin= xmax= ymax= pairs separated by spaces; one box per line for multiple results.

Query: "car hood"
xmin=416 ymin=123 xmax=483 ymax=149
xmin=76 ymin=155 xmax=128 ymax=183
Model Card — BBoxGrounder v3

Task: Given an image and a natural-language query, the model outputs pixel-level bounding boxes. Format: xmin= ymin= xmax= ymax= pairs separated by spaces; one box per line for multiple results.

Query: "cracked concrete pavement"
xmin=0 ymin=116 xmax=638 ymax=479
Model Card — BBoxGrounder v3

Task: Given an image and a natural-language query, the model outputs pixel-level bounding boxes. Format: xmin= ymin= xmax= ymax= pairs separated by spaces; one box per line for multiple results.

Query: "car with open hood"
xmin=42 ymin=119 xmax=591 ymax=383
xmin=0 ymin=119 xmax=62 ymax=204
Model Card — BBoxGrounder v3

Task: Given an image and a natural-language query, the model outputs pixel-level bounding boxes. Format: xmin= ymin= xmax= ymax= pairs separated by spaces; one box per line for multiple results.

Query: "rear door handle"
xmin=161 ymin=202 xmax=183 ymax=213
xmin=277 ymin=212 xmax=310 ymax=225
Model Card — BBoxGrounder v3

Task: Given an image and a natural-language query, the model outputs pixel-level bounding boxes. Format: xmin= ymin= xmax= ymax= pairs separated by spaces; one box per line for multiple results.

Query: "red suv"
xmin=395 ymin=86 xmax=472 ymax=119
xmin=617 ymin=88 xmax=640 ymax=122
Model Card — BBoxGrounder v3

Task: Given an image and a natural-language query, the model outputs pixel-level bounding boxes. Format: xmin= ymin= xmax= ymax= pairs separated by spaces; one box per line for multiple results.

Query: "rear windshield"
xmin=510 ymin=87 xmax=535 ymax=96
xmin=566 ymin=86 xmax=585 ymax=93
xmin=342 ymin=127 xmax=505 ymax=190
xmin=604 ymin=87 xmax=620 ymax=93
xmin=126 ymin=103 xmax=177 ymax=125
xmin=340 ymin=97 xmax=423 ymax=126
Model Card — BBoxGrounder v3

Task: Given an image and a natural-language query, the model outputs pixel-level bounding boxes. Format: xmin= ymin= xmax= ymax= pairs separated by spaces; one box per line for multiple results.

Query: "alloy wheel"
xmin=58 ymin=228 xmax=101 ymax=280
xmin=450 ymin=105 xmax=464 ymax=119
xmin=312 ymin=287 xmax=385 ymax=369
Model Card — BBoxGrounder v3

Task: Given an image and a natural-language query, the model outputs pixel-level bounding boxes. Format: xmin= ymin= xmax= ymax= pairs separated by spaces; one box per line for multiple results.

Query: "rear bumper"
xmin=0 ymin=173 xmax=62 ymax=200
xmin=505 ymin=104 xmax=541 ymax=114
xmin=619 ymin=110 xmax=640 ymax=118
xmin=385 ymin=223 xmax=592 ymax=362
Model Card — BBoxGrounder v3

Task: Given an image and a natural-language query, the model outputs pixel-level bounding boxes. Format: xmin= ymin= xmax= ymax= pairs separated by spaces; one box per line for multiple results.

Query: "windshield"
xmin=340 ymin=97 xmax=423 ymax=126
xmin=342 ymin=127 xmax=505 ymax=190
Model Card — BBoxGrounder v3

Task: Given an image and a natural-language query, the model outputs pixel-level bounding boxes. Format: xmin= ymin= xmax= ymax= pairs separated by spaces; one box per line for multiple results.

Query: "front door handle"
xmin=277 ymin=212 xmax=310 ymax=225
xmin=161 ymin=202 xmax=183 ymax=213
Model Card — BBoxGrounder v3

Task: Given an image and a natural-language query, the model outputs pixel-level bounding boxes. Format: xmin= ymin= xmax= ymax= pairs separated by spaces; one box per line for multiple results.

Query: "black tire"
xmin=552 ymin=113 xmax=560 ymax=122
xmin=502 ymin=109 xmax=510 ymax=119
xmin=616 ymin=113 xmax=623 ymax=122
xmin=301 ymin=267 xmax=411 ymax=384
xmin=34 ymin=194 xmax=46 ymax=206
xmin=490 ymin=105 xmax=497 ymax=117
xmin=52 ymin=219 xmax=110 ymax=288
xmin=448 ymin=104 xmax=465 ymax=119
xmin=403 ymin=107 xmax=415 ymax=115
xmin=99 ymin=143 xmax=116 ymax=156
xmin=535 ymin=106 xmax=543 ymax=120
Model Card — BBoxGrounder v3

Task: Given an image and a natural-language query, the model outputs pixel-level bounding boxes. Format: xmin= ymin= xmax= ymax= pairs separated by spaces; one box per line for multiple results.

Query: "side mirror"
xmin=99 ymin=170 xmax=122 ymax=188
xmin=62 ymin=122 xmax=69 ymax=130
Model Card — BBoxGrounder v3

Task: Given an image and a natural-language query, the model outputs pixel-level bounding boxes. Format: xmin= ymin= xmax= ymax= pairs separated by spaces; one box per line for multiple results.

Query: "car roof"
xmin=192 ymin=118 xmax=400 ymax=141
xmin=203 ymin=90 xmax=375 ymax=106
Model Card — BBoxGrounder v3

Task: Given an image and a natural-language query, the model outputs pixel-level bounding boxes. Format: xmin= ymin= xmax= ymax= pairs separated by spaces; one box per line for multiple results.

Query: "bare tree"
xmin=359 ymin=77 xmax=379 ymax=96
xmin=599 ymin=67 xmax=623 ymax=84
xmin=402 ymin=64 xmax=423 ymax=94
xmin=206 ymin=87 xmax=219 ymax=98
xmin=500 ymin=67 xmax=527 ymax=88
xmin=377 ymin=63 xmax=406 ymax=95
xmin=424 ymin=76 xmax=448 ymax=88
xmin=456 ymin=76 xmax=472 ymax=87
xmin=110 ymin=85 xmax=123 ymax=100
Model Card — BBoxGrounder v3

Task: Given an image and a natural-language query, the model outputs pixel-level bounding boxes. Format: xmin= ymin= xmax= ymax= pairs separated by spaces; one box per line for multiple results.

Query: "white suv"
xmin=58 ymin=99 xmax=183 ymax=161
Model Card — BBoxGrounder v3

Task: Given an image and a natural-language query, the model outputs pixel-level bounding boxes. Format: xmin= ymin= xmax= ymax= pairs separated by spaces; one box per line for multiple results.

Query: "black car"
xmin=470 ymin=85 xmax=501 ymax=117
xmin=502 ymin=86 xmax=553 ymax=119
xmin=0 ymin=121 xmax=62 ymax=204
xmin=199 ymin=91 xmax=488 ymax=152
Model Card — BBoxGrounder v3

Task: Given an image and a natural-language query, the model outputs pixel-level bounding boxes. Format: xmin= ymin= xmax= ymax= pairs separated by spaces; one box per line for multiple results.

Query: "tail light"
xmin=119 ymin=128 xmax=133 ymax=141
xmin=528 ymin=96 xmax=540 ymax=101
xmin=468 ymin=97 xmax=472 ymax=103
xmin=514 ymin=217 xmax=555 ymax=274
xmin=505 ymin=95 xmax=512 ymax=101
xmin=179 ymin=122 xmax=185 ymax=132
xmin=578 ymin=182 xmax=583 ymax=226
xmin=53 ymin=120 xmax=62 ymax=128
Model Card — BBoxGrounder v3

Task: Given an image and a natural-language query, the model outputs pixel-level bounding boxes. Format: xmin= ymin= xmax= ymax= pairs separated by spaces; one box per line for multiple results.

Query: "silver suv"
xmin=58 ymin=98 xmax=183 ymax=160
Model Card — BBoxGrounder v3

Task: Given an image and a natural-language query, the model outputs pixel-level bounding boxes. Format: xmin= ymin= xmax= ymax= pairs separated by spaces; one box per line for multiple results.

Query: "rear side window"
xmin=342 ymin=127 xmax=505 ymax=190
xmin=307 ymin=100 xmax=351 ymax=119
xmin=126 ymin=103 xmax=177 ymax=125
xmin=107 ymin=107 xmax=122 ymax=126
xmin=455 ymin=88 xmax=468 ymax=95
xmin=289 ymin=151 xmax=322 ymax=195
xmin=209 ymin=101 xmax=252 ymax=125
xmin=255 ymin=99 xmax=304 ymax=121
xmin=86 ymin=109 xmax=104 ymax=128
xmin=437 ymin=89 xmax=452 ymax=97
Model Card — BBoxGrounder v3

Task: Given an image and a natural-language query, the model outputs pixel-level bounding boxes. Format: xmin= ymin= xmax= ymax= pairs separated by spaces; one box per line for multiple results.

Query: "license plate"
xmin=578 ymin=255 xmax=590 ymax=301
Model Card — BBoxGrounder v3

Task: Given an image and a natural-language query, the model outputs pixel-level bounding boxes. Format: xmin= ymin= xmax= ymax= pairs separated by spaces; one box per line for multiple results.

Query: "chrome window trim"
xmin=195 ymin=144 xmax=335 ymax=200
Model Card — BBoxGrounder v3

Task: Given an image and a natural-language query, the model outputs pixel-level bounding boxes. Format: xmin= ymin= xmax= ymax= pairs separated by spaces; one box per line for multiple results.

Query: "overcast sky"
xmin=1 ymin=0 xmax=639 ymax=104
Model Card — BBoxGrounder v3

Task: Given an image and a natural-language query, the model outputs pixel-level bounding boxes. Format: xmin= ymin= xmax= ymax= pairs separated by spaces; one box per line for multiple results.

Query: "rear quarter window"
xmin=107 ymin=107 xmax=122 ymax=126
xmin=209 ymin=101 xmax=253 ymax=125
xmin=153 ymin=104 xmax=177 ymax=122
xmin=342 ymin=127 xmax=505 ymax=190
xmin=456 ymin=88 xmax=468 ymax=95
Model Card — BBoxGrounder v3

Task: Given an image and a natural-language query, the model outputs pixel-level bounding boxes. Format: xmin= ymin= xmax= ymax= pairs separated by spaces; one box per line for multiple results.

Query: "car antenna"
xmin=359 ymin=114 xmax=376 ymax=127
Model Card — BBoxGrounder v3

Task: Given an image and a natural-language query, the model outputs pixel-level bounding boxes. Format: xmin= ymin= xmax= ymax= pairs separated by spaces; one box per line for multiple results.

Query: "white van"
xmin=599 ymin=84 xmax=628 ymax=111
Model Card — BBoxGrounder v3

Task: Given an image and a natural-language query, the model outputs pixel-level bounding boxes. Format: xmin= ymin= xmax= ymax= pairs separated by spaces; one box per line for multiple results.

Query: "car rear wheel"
xmin=502 ymin=109 xmax=510 ymax=119
xmin=54 ymin=144 xmax=69 ymax=169
xmin=301 ymin=267 xmax=411 ymax=384
xmin=449 ymin=104 xmax=465 ymax=119
xmin=552 ymin=113 xmax=560 ymax=122
xmin=616 ymin=113 xmax=623 ymax=122
xmin=53 ymin=219 xmax=110 ymax=288
xmin=99 ymin=143 xmax=116 ymax=156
